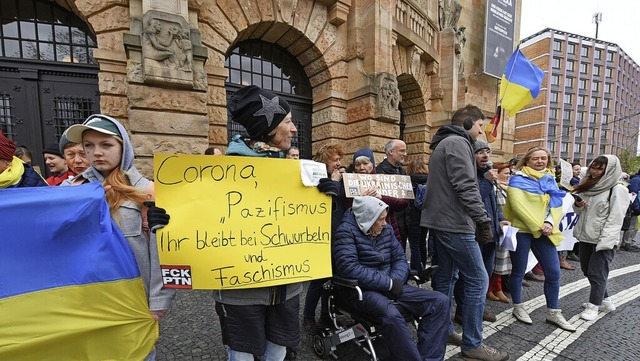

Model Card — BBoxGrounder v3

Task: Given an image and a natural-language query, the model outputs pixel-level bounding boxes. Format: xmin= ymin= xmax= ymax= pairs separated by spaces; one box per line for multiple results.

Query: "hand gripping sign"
xmin=154 ymin=154 xmax=332 ymax=290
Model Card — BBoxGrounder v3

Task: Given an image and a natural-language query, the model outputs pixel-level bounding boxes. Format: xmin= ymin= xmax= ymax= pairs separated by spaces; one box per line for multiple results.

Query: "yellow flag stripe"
xmin=499 ymin=77 xmax=535 ymax=116
xmin=0 ymin=279 xmax=157 ymax=361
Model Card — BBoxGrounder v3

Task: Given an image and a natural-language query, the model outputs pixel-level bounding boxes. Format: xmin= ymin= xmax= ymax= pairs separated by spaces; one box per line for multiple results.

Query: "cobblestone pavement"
xmin=156 ymin=250 xmax=640 ymax=361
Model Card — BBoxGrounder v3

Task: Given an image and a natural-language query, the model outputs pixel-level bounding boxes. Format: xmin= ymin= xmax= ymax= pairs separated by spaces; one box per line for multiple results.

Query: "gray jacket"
xmin=421 ymin=125 xmax=490 ymax=233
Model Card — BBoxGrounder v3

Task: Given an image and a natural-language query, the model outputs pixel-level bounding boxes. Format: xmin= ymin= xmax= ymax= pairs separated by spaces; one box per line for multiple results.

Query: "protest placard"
xmin=154 ymin=154 xmax=332 ymax=290
xmin=342 ymin=173 xmax=415 ymax=199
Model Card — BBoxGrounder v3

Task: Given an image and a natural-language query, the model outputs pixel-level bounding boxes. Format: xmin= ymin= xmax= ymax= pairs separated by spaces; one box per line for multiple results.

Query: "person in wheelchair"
xmin=332 ymin=196 xmax=450 ymax=361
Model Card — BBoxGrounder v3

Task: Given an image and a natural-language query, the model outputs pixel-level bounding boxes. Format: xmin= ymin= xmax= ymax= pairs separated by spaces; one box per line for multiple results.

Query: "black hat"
xmin=42 ymin=143 xmax=63 ymax=158
xmin=227 ymin=86 xmax=291 ymax=141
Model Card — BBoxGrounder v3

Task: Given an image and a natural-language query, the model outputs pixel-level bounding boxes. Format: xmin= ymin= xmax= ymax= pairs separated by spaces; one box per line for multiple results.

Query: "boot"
xmin=494 ymin=290 xmax=510 ymax=303
xmin=487 ymin=291 xmax=500 ymax=301
xmin=559 ymin=257 xmax=576 ymax=270
xmin=546 ymin=309 xmax=576 ymax=332
xmin=513 ymin=304 xmax=532 ymax=325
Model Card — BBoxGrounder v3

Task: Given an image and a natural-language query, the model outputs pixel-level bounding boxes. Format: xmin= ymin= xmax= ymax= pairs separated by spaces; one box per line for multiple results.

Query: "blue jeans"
xmin=431 ymin=230 xmax=488 ymax=350
xmin=227 ymin=342 xmax=286 ymax=361
xmin=303 ymin=279 xmax=328 ymax=319
xmin=509 ymin=232 xmax=560 ymax=308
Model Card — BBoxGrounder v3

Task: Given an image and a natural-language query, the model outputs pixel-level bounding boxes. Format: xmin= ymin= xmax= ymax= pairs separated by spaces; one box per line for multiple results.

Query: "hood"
xmin=80 ymin=115 xmax=135 ymax=182
xmin=581 ymin=155 xmax=623 ymax=195
xmin=429 ymin=125 xmax=474 ymax=150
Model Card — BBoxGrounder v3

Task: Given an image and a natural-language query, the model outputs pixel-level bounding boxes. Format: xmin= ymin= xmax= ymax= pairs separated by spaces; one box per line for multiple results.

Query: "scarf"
xmin=505 ymin=166 xmax=566 ymax=245
xmin=0 ymin=156 xmax=25 ymax=188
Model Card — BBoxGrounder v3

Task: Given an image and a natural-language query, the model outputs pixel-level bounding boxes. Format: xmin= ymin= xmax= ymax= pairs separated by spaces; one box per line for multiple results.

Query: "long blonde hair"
xmin=515 ymin=146 xmax=555 ymax=171
xmin=104 ymin=169 xmax=149 ymax=222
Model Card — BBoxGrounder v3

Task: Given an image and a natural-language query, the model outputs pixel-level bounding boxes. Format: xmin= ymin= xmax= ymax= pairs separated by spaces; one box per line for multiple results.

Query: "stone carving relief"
xmin=374 ymin=73 xmax=401 ymax=122
xmin=439 ymin=0 xmax=462 ymax=31
xmin=143 ymin=16 xmax=192 ymax=72
xmin=408 ymin=46 xmax=423 ymax=77
xmin=455 ymin=26 xmax=466 ymax=76
xmin=278 ymin=0 xmax=298 ymax=23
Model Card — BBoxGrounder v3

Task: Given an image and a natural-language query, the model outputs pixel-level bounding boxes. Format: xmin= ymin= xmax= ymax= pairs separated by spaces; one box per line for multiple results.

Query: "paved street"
xmin=156 ymin=250 xmax=640 ymax=361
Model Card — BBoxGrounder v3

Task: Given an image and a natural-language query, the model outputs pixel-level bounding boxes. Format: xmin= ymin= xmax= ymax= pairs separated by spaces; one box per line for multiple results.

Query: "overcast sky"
xmin=520 ymin=0 xmax=640 ymax=62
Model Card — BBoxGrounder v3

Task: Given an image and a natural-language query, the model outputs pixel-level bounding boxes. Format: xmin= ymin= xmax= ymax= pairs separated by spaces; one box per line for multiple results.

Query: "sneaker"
xmin=512 ymin=304 xmax=532 ymax=325
xmin=582 ymin=298 xmax=616 ymax=312
xmin=567 ymin=252 xmax=580 ymax=262
xmin=580 ymin=303 xmax=599 ymax=321
xmin=546 ymin=309 xmax=576 ymax=332
xmin=622 ymin=244 xmax=640 ymax=252
xmin=448 ymin=332 xmax=463 ymax=346
xmin=461 ymin=344 xmax=509 ymax=361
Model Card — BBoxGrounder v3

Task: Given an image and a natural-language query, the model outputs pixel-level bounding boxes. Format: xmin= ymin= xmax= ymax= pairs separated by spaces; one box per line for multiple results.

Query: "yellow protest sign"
xmin=153 ymin=154 xmax=332 ymax=290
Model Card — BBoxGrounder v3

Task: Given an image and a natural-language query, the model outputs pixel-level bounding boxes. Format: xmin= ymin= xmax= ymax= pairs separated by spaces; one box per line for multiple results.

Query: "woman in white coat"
xmin=572 ymin=155 xmax=629 ymax=321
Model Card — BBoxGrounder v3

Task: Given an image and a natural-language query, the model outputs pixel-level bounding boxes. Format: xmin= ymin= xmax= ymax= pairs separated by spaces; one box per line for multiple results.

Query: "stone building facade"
xmin=5 ymin=0 xmax=521 ymax=177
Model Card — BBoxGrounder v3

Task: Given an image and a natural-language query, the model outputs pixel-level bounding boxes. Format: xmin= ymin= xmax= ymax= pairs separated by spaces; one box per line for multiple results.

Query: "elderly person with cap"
xmin=42 ymin=142 xmax=75 ymax=186
xmin=64 ymin=114 xmax=175 ymax=361
xmin=209 ymin=85 xmax=338 ymax=361
xmin=333 ymin=196 xmax=449 ymax=361
xmin=0 ymin=131 xmax=46 ymax=188
xmin=59 ymin=130 xmax=90 ymax=178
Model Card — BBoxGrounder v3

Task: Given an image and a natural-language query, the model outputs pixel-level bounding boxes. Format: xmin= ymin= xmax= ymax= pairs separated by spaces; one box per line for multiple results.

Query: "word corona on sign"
xmin=154 ymin=154 xmax=332 ymax=290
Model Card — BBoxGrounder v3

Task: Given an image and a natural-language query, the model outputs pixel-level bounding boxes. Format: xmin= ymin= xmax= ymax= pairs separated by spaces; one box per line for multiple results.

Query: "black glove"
xmin=388 ymin=279 xmax=403 ymax=300
xmin=476 ymin=221 xmax=493 ymax=245
xmin=144 ymin=201 xmax=170 ymax=233
xmin=317 ymin=178 xmax=339 ymax=196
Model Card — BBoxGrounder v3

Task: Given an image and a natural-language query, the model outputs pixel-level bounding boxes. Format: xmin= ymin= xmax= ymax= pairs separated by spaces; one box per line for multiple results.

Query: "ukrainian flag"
xmin=0 ymin=183 xmax=157 ymax=360
xmin=499 ymin=47 xmax=545 ymax=116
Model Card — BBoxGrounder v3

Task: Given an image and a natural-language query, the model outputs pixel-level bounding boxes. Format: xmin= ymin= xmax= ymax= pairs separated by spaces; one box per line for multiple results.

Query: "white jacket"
xmin=572 ymin=155 xmax=630 ymax=251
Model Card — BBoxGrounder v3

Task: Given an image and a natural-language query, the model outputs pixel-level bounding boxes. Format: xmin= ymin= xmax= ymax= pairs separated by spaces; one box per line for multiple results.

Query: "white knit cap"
xmin=352 ymin=196 xmax=388 ymax=234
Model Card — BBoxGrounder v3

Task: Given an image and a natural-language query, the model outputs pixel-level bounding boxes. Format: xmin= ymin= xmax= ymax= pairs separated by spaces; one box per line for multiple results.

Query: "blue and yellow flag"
xmin=499 ymin=47 xmax=545 ymax=116
xmin=504 ymin=169 xmax=566 ymax=246
xmin=0 ymin=183 xmax=157 ymax=360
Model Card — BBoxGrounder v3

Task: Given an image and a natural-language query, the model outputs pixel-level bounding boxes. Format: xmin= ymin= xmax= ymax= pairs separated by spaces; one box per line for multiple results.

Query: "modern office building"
xmin=516 ymin=28 xmax=640 ymax=164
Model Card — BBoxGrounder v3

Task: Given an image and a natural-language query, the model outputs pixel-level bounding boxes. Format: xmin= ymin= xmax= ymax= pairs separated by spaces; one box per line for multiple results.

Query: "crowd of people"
xmin=2 ymin=84 xmax=638 ymax=361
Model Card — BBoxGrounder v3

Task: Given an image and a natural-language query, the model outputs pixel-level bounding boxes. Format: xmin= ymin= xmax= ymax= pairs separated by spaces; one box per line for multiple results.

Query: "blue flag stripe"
xmin=0 ymin=182 xmax=140 ymax=299
xmin=504 ymin=49 xmax=545 ymax=97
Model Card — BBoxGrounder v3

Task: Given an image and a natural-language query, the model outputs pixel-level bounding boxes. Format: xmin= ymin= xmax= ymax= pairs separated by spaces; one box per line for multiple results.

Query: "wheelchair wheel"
xmin=312 ymin=334 xmax=331 ymax=358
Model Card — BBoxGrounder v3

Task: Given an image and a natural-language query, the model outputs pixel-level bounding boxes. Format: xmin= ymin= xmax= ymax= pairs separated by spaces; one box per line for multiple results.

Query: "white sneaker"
xmin=546 ymin=309 xmax=577 ymax=332
xmin=513 ymin=304 xmax=533 ymax=324
xmin=582 ymin=298 xmax=616 ymax=313
xmin=581 ymin=303 xmax=599 ymax=321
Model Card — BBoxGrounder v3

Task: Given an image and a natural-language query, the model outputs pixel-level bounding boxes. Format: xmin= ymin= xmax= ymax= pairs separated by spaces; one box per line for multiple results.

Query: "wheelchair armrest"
xmin=332 ymin=276 xmax=359 ymax=288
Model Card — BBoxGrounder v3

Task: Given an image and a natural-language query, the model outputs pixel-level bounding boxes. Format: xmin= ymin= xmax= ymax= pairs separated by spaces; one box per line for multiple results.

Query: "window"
xmin=590 ymin=97 xmax=598 ymax=107
xmin=580 ymin=63 xmax=588 ymax=74
xmin=604 ymin=98 xmax=610 ymax=108
xmin=607 ymin=51 xmax=614 ymax=62
xmin=551 ymin=74 xmax=560 ymax=85
xmin=548 ymin=125 xmax=556 ymax=136
xmin=580 ymin=47 xmax=589 ymax=57
xmin=592 ymin=80 xmax=599 ymax=92
xmin=567 ymin=60 xmax=575 ymax=71
xmin=577 ymin=95 xmax=586 ymax=106
xmin=605 ymin=67 xmax=613 ymax=78
xmin=575 ymin=143 xmax=582 ymax=152
xmin=589 ymin=113 xmax=597 ymax=123
xmin=561 ymin=142 xmax=569 ymax=152
xmin=604 ymin=83 xmax=611 ymax=93
xmin=588 ymin=128 xmax=596 ymax=138
xmin=564 ymin=94 xmax=573 ymax=104
xmin=568 ymin=43 xmax=576 ymax=54
xmin=563 ymin=109 xmax=572 ymax=120
xmin=594 ymin=49 xmax=602 ymax=60
xmin=548 ymin=141 xmax=557 ymax=153
xmin=53 ymin=97 xmax=93 ymax=138
xmin=577 ymin=111 xmax=585 ymax=122
xmin=550 ymin=91 xmax=559 ymax=103
xmin=553 ymin=40 xmax=562 ymax=51
xmin=592 ymin=65 xmax=601 ymax=76
xmin=575 ymin=128 xmax=583 ymax=138
xmin=552 ymin=58 xmax=561 ymax=69
xmin=549 ymin=108 xmax=558 ymax=119
xmin=0 ymin=0 xmax=97 ymax=64
xmin=588 ymin=144 xmax=595 ymax=153
xmin=565 ymin=77 xmax=574 ymax=88
xmin=0 ymin=93 xmax=15 ymax=137
xmin=578 ymin=78 xmax=587 ymax=89
xmin=562 ymin=125 xmax=571 ymax=136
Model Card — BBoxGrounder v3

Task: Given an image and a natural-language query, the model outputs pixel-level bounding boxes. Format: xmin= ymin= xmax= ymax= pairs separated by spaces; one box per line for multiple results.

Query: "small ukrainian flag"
xmin=499 ymin=47 xmax=545 ymax=116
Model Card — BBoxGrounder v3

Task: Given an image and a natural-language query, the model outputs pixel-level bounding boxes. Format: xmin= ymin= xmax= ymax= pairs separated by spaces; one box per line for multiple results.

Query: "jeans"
xmin=431 ymin=230 xmax=488 ymax=350
xmin=408 ymin=225 xmax=429 ymax=271
xmin=227 ymin=342 xmax=286 ymax=361
xmin=509 ymin=232 xmax=560 ymax=308
xmin=144 ymin=349 xmax=156 ymax=361
xmin=579 ymin=242 xmax=614 ymax=305
xmin=303 ymin=279 xmax=328 ymax=319
xmin=454 ymin=241 xmax=496 ymax=315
